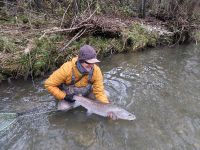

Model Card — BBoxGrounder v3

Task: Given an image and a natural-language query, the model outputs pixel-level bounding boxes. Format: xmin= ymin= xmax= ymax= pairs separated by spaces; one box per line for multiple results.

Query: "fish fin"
xmin=58 ymin=101 xmax=73 ymax=111
xmin=86 ymin=110 xmax=93 ymax=116
xmin=73 ymin=102 xmax=80 ymax=108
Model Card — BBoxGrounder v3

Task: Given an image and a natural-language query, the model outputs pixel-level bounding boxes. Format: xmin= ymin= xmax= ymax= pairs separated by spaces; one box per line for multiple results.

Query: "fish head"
xmin=114 ymin=109 xmax=136 ymax=121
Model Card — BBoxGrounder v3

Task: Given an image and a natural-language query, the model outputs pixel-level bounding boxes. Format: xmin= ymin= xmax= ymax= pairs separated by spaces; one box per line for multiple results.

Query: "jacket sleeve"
xmin=44 ymin=63 xmax=70 ymax=100
xmin=92 ymin=66 xmax=109 ymax=103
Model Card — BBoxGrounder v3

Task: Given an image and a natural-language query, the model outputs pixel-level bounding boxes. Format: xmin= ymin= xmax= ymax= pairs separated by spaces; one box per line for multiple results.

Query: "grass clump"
xmin=29 ymin=35 xmax=64 ymax=76
xmin=122 ymin=23 xmax=158 ymax=51
xmin=0 ymin=37 xmax=18 ymax=53
xmin=0 ymin=34 xmax=64 ymax=78
xmin=191 ymin=30 xmax=200 ymax=43
xmin=68 ymin=36 xmax=123 ymax=58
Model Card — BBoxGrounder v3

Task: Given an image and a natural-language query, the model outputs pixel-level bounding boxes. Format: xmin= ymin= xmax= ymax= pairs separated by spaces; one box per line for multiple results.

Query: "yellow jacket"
xmin=44 ymin=57 xmax=109 ymax=103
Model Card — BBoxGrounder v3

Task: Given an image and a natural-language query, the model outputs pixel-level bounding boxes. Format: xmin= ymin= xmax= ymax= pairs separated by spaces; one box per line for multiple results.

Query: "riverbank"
xmin=0 ymin=1 xmax=199 ymax=82
xmin=0 ymin=15 xmax=174 ymax=81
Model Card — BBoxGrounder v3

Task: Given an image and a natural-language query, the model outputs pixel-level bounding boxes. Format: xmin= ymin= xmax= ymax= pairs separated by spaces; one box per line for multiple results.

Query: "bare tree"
xmin=138 ymin=0 xmax=146 ymax=18
xmin=72 ymin=0 xmax=80 ymax=15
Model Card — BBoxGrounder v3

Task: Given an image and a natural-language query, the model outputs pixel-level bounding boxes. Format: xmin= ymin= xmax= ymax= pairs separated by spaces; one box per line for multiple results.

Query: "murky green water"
xmin=0 ymin=44 xmax=200 ymax=150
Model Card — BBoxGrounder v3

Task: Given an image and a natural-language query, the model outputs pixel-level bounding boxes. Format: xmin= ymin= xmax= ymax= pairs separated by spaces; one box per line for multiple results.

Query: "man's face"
xmin=81 ymin=62 xmax=94 ymax=72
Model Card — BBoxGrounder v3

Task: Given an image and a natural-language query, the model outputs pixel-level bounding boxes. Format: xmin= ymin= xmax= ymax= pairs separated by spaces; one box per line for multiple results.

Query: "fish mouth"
xmin=128 ymin=115 xmax=136 ymax=120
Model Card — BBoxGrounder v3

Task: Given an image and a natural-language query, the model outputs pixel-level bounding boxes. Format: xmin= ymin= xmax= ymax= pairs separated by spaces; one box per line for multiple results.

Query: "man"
xmin=44 ymin=45 xmax=115 ymax=119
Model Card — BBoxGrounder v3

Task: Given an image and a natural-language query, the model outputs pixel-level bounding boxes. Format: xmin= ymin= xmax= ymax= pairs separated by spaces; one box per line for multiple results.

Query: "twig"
xmin=70 ymin=3 xmax=97 ymax=28
xmin=170 ymin=25 xmax=185 ymax=47
xmin=60 ymin=29 xmax=86 ymax=52
xmin=39 ymin=26 xmax=81 ymax=40
xmin=76 ymin=8 xmax=98 ymax=27
xmin=60 ymin=1 xmax=72 ymax=28
xmin=27 ymin=11 xmax=33 ymax=30
xmin=70 ymin=1 xmax=93 ymax=28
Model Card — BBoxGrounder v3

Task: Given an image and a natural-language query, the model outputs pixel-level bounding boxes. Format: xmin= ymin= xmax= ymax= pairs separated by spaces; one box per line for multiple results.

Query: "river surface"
xmin=0 ymin=44 xmax=200 ymax=150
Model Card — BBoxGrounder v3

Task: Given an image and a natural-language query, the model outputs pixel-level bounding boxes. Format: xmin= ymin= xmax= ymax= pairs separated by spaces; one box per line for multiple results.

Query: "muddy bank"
xmin=0 ymin=14 xmax=177 ymax=82
xmin=0 ymin=0 xmax=199 ymax=81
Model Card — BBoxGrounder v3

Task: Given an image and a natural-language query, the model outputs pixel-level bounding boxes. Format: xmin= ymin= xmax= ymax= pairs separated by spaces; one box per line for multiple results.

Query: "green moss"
xmin=0 ymin=9 xmax=12 ymax=23
xmin=121 ymin=23 xmax=158 ymax=51
xmin=30 ymin=35 xmax=63 ymax=75
xmin=18 ymin=15 xmax=29 ymax=24
xmin=4 ymin=34 xmax=65 ymax=77
xmin=0 ymin=37 xmax=18 ymax=53
xmin=67 ymin=36 xmax=123 ymax=57
xmin=118 ymin=6 xmax=136 ymax=17
xmin=0 ymin=14 xmax=29 ymax=25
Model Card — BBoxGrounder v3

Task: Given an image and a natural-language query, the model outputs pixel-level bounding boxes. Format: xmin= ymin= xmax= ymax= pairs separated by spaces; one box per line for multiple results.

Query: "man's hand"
xmin=64 ymin=93 xmax=75 ymax=103
xmin=107 ymin=112 xmax=118 ymax=120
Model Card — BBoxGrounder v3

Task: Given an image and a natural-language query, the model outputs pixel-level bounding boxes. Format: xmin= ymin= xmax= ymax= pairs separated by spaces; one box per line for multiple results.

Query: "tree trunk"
xmin=73 ymin=0 xmax=80 ymax=15
xmin=138 ymin=0 xmax=146 ymax=18
xmin=34 ymin=0 xmax=42 ymax=11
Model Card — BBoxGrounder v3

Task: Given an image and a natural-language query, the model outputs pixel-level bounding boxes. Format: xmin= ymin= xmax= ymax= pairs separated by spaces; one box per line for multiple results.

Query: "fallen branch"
xmin=39 ymin=26 xmax=81 ymax=40
xmin=60 ymin=28 xmax=86 ymax=52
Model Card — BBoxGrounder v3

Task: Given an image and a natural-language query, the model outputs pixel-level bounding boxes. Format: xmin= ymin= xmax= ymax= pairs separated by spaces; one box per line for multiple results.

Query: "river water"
xmin=0 ymin=44 xmax=200 ymax=150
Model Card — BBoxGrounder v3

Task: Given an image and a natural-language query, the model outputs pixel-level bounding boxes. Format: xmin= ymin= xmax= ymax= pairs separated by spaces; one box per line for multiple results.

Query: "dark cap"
xmin=78 ymin=45 xmax=100 ymax=63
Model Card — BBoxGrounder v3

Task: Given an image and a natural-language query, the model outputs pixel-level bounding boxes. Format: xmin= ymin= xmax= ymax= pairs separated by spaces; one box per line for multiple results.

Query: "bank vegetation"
xmin=0 ymin=0 xmax=199 ymax=81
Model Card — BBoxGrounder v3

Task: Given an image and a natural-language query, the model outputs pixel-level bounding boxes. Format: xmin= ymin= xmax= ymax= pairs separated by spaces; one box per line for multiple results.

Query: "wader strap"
xmin=70 ymin=67 xmax=94 ymax=85
xmin=71 ymin=68 xmax=76 ymax=84
xmin=70 ymin=68 xmax=86 ymax=85
xmin=88 ymin=68 xmax=94 ymax=84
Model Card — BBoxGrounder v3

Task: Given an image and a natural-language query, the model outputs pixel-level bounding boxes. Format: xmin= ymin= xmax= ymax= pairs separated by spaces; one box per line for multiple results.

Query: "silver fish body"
xmin=73 ymin=95 xmax=136 ymax=121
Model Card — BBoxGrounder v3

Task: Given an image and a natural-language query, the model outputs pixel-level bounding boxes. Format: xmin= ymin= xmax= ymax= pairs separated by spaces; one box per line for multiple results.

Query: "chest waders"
xmin=61 ymin=67 xmax=94 ymax=97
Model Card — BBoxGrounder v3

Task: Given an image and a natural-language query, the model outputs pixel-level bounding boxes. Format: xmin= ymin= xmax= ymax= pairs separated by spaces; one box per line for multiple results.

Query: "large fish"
xmin=73 ymin=95 xmax=136 ymax=121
